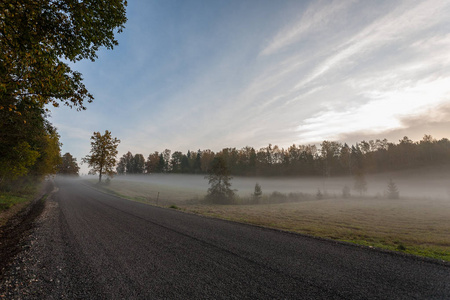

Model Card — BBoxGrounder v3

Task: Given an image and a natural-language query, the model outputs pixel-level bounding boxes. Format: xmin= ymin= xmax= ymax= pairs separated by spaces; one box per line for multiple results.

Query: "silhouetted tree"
xmin=58 ymin=152 xmax=80 ymax=176
xmin=171 ymin=151 xmax=183 ymax=173
xmin=116 ymin=157 xmax=126 ymax=175
xmin=205 ymin=156 xmax=235 ymax=204
xmin=353 ymin=173 xmax=367 ymax=196
xmin=146 ymin=152 xmax=160 ymax=173
xmin=133 ymin=154 xmax=145 ymax=174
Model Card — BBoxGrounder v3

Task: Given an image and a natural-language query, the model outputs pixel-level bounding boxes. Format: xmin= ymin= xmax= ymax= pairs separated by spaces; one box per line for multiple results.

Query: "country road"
xmin=1 ymin=178 xmax=449 ymax=299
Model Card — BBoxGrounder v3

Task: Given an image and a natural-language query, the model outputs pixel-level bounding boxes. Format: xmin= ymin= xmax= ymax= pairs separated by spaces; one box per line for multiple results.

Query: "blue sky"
xmin=49 ymin=0 xmax=450 ymax=173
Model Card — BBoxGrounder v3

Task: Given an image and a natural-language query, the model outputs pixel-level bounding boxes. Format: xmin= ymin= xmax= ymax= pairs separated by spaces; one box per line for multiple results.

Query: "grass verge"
xmin=0 ymin=180 xmax=42 ymax=227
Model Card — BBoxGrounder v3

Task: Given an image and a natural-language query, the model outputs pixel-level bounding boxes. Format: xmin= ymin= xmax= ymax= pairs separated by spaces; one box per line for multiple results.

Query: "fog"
xmin=90 ymin=166 xmax=450 ymax=201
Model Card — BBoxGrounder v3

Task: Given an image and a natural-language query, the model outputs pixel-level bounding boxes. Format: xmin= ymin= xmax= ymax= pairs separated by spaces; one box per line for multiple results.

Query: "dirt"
xmin=0 ymin=181 xmax=53 ymax=279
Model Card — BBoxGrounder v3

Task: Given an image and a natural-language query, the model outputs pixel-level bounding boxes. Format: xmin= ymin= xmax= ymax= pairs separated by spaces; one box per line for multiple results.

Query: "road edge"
xmin=0 ymin=180 xmax=56 ymax=278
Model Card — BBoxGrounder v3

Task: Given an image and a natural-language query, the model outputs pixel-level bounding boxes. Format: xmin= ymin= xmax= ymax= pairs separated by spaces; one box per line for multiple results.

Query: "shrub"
xmin=342 ymin=185 xmax=351 ymax=198
xmin=269 ymin=191 xmax=288 ymax=203
xmin=386 ymin=179 xmax=399 ymax=199
xmin=316 ymin=189 xmax=323 ymax=200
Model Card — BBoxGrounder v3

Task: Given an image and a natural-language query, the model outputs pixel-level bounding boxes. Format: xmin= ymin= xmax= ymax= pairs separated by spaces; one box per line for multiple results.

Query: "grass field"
xmin=85 ymin=175 xmax=450 ymax=262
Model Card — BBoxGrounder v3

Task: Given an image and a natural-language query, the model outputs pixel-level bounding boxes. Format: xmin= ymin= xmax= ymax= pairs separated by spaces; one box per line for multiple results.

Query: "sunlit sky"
xmin=50 ymin=0 xmax=450 ymax=173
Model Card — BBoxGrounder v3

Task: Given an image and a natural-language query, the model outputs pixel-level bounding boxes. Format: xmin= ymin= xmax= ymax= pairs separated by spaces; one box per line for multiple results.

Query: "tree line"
xmin=116 ymin=135 xmax=450 ymax=177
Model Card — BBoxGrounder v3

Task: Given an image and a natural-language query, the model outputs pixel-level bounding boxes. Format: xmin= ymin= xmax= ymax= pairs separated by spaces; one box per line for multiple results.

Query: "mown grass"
xmin=88 ymin=177 xmax=450 ymax=262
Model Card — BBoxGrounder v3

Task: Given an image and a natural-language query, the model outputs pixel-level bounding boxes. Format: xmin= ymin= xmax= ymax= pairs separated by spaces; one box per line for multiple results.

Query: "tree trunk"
xmin=99 ymin=166 xmax=103 ymax=183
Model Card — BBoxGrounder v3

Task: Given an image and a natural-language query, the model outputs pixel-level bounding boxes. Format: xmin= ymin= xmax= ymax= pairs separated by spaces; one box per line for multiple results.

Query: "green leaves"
xmin=1 ymin=0 xmax=127 ymax=111
xmin=0 ymin=142 xmax=40 ymax=182
xmin=83 ymin=130 xmax=120 ymax=182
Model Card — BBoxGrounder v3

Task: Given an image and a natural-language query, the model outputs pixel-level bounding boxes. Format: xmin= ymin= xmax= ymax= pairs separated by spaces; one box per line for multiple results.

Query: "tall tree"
xmin=1 ymin=0 xmax=127 ymax=185
xmin=1 ymin=0 xmax=127 ymax=112
xmin=0 ymin=101 xmax=61 ymax=184
xmin=205 ymin=156 xmax=235 ymax=204
xmin=133 ymin=154 xmax=145 ymax=174
xmin=82 ymin=131 xmax=120 ymax=183
xmin=320 ymin=141 xmax=342 ymax=177
xmin=170 ymin=151 xmax=183 ymax=173
xmin=116 ymin=156 xmax=126 ymax=175
xmin=124 ymin=151 xmax=134 ymax=173
xmin=145 ymin=152 xmax=160 ymax=174
xmin=58 ymin=152 xmax=80 ymax=176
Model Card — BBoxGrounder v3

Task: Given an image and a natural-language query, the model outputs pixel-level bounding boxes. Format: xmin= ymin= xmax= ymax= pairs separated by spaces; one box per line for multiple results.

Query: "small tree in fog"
xmin=316 ymin=188 xmax=323 ymax=200
xmin=386 ymin=179 xmax=399 ymax=199
xmin=252 ymin=183 xmax=262 ymax=204
xmin=342 ymin=185 xmax=351 ymax=198
xmin=353 ymin=172 xmax=367 ymax=196
xmin=205 ymin=156 xmax=235 ymax=204
xmin=82 ymin=130 xmax=120 ymax=183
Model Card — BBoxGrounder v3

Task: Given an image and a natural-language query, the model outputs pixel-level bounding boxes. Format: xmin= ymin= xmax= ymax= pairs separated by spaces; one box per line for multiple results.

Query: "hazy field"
xmin=84 ymin=170 xmax=450 ymax=261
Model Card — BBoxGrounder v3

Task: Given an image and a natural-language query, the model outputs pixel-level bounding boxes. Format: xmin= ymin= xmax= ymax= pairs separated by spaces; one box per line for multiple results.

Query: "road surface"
xmin=1 ymin=178 xmax=449 ymax=299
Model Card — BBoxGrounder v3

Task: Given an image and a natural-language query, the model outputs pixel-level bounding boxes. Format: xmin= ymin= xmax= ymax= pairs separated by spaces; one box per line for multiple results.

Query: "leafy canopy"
xmin=0 ymin=0 xmax=128 ymax=112
xmin=58 ymin=152 xmax=80 ymax=176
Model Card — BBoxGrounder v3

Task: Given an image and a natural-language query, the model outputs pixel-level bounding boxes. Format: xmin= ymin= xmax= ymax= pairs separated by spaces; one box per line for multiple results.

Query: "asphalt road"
xmin=1 ymin=178 xmax=449 ymax=299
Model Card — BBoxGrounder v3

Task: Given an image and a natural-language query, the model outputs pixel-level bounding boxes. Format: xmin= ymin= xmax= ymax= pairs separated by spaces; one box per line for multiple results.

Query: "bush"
xmin=316 ymin=189 xmax=323 ymax=200
xmin=269 ymin=191 xmax=288 ymax=203
xmin=342 ymin=185 xmax=351 ymax=198
xmin=287 ymin=192 xmax=310 ymax=202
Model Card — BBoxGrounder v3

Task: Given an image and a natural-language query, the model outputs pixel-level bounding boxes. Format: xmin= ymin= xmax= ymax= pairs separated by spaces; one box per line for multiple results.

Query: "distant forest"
xmin=116 ymin=135 xmax=450 ymax=177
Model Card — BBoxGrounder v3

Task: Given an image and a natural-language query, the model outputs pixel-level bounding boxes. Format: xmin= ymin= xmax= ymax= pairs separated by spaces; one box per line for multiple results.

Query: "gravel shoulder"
xmin=0 ymin=183 xmax=102 ymax=299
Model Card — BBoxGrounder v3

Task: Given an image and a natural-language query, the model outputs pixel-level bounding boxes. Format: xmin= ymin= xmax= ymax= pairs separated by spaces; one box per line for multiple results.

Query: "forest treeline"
xmin=117 ymin=135 xmax=450 ymax=177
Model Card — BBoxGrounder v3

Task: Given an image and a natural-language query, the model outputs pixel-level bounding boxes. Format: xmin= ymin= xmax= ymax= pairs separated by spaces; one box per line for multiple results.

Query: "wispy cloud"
xmin=261 ymin=0 xmax=356 ymax=56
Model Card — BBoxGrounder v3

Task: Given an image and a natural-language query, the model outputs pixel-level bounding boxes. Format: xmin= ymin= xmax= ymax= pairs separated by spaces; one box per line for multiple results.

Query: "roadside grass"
xmin=0 ymin=180 xmax=42 ymax=227
xmin=0 ymin=194 xmax=29 ymax=211
xmin=87 ymin=177 xmax=450 ymax=262
xmin=180 ymin=199 xmax=450 ymax=262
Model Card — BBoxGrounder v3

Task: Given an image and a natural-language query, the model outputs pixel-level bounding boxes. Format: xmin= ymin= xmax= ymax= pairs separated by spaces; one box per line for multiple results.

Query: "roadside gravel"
xmin=0 ymin=186 xmax=102 ymax=299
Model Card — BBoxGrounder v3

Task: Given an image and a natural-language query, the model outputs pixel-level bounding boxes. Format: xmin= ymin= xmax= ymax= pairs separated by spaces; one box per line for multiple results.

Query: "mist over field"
xmin=93 ymin=166 xmax=450 ymax=201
